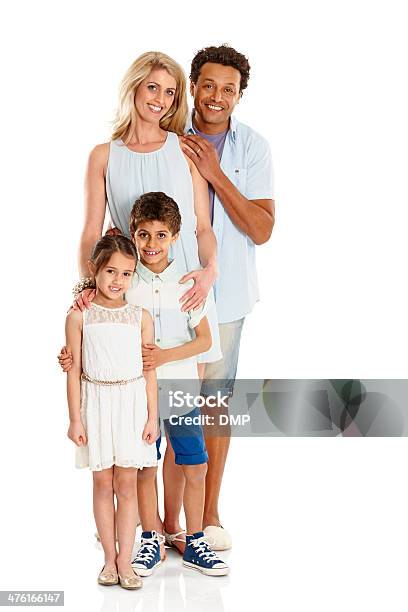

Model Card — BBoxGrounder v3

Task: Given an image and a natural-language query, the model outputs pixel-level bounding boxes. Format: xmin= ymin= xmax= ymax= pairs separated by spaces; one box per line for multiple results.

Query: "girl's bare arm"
xmin=65 ymin=309 xmax=83 ymax=423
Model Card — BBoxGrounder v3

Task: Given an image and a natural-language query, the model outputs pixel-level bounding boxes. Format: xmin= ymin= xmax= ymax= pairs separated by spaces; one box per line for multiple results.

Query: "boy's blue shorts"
xmin=155 ymin=407 xmax=208 ymax=465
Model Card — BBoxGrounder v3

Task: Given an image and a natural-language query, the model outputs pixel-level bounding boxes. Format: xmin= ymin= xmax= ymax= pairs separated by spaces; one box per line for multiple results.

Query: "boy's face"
xmin=133 ymin=220 xmax=178 ymax=269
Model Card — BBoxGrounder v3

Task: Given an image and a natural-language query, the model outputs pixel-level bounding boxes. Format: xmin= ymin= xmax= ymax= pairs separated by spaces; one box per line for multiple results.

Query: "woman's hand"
xmin=178 ymin=266 xmax=217 ymax=312
xmin=72 ymin=287 xmax=96 ymax=312
xmin=105 ymin=227 xmax=123 ymax=237
xmin=142 ymin=344 xmax=168 ymax=370
xmin=67 ymin=420 xmax=87 ymax=446
xmin=142 ymin=418 xmax=158 ymax=445
xmin=58 ymin=346 xmax=73 ymax=372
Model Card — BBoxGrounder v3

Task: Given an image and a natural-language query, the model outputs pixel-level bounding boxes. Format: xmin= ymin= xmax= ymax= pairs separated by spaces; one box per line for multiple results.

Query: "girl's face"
xmin=134 ymin=68 xmax=177 ymax=124
xmin=92 ymin=251 xmax=136 ymax=303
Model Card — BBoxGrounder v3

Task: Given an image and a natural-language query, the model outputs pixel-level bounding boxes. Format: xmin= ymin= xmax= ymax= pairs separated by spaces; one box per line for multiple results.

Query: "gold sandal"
xmin=97 ymin=566 xmax=119 ymax=586
xmin=118 ymin=570 xmax=143 ymax=590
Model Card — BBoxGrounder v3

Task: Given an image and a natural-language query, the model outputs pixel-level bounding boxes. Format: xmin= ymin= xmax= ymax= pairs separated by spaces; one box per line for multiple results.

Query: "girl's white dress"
xmin=75 ymin=302 xmax=157 ymax=471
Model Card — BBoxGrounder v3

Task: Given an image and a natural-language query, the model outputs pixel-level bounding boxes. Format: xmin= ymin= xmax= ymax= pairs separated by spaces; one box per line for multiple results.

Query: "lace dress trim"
xmin=84 ymin=302 xmax=141 ymax=326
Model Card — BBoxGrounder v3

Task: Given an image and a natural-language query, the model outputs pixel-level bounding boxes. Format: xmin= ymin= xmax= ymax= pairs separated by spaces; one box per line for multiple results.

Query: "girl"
xmin=65 ymin=234 xmax=158 ymax=589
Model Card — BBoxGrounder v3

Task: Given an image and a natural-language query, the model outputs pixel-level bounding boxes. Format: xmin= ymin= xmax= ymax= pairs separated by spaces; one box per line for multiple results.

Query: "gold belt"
xmin=81 ymin=372 xmax=143 ymax=386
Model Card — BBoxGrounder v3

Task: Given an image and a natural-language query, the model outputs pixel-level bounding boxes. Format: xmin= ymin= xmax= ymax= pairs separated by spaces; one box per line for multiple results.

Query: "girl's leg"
xmin=182 ymin=463 xmax=208 ymax=535
xmin=93 ymin=468 xmax=117 ymax=570
xmin=113 ymin=466 xmax=138 ymax=576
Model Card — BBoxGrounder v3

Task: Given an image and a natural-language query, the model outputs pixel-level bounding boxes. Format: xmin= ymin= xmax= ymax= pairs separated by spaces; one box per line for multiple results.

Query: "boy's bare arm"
xmin=141 ymin=309 xmax=158 ymax=423
xmin=142 ymin=317 xmax=211 ymax=370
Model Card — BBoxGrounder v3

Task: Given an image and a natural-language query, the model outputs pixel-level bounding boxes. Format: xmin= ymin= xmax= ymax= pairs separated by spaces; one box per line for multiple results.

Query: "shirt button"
xmin=157 ymin=339 xmax=161 ymax=343
xmin=155 ymin=275 xmax=160 ymax=279
xmin=155 ymin=289 xmax=159 ymax=294
xmin=155 ymin=313 xmax=160 ymax=318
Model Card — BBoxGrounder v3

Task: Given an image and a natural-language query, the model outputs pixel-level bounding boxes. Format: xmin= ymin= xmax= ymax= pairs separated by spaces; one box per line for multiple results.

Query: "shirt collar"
xmin=186 ymin=109 xmax=237 ymax=141
xmin=136 ymin=259 xmax=179 ymax=283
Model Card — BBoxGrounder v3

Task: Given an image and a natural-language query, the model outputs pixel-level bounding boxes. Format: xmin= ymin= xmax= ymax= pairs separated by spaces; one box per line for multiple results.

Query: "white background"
xmin=1 ymin=1 xmax=408 ymax=610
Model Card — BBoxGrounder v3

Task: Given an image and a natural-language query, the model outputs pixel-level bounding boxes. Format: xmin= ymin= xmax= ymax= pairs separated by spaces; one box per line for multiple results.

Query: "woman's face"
xmin=134 ymin=68 xmax=177 ymax=124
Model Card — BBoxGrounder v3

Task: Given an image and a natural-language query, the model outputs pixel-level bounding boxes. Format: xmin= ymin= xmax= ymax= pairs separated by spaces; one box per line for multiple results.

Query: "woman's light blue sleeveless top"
xmin=105 ymin=131 xmax=221 ymax=364
xmin=106 ymin=131 xmax=199 ymax=275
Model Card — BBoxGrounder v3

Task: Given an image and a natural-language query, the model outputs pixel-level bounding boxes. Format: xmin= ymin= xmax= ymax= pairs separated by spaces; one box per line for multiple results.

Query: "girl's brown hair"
xmin=90 ymin=234 xmax=138 ymax=276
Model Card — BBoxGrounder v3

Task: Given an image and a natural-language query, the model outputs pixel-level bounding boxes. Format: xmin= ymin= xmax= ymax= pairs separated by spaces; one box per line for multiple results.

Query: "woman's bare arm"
xmin=178 ymin=151 xmax=218 ymax=311
xmin=78 ymin=143 xmax=110 ymax=276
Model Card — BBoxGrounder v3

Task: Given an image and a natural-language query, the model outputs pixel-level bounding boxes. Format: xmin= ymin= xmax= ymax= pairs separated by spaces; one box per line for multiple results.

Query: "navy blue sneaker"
xmin=131 ymin=530 xmax=161 ymax=576
xmin=182 ymin=532 xmax=229 ymax=576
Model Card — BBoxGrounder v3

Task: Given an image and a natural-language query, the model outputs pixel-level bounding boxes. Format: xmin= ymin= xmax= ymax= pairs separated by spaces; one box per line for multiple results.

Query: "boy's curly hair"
xmin=129 ymin=191 xmax=182 ymax=237
xmin=190 ymin=44 xmax=250 ymax=92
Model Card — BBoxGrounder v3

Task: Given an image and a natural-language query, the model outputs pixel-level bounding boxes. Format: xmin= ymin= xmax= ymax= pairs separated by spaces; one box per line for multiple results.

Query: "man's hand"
xmin=180 ymin=135 xmax=223 ymax=183
xmin=142 ymin=418 xmax=158 ymax=445
xmin=67 ymin=420 xmax=87 ymax=446
xmin=178 ymin=267 xmax=215 ymax=311
xmin=58 ymin=346 xmax=73 ymax=372
xmin=142 ymin=344 xmax=168 ymax=370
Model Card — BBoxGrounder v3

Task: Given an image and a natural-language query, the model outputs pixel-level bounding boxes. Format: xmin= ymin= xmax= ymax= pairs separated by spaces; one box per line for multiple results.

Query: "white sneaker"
xmin=203 ymin=526 xmax=232 ymax=551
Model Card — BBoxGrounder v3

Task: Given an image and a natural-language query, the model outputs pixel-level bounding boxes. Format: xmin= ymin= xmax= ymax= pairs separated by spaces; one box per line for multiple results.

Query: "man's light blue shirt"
xmin=186 ymin=113 xmax=274 ymax=324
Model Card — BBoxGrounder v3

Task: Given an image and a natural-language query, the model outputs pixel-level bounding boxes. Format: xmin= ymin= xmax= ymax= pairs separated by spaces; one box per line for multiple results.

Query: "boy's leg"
xmin=133 ymin=466 xmax=162 ymax=576
xmin=200 ymin=318 xmax=245 ymax=541
xmin=136 ymin=466 xmax=158 ymax=531
xmin=93 ymin=468 xmax=117 ymax=570
xmin=163 ymin=435 xmax=186 ymax=545
xmin=165 ymin=409 xmax=229 ymax=575
xmin=182 ymin=462 xmax=207 ymax=534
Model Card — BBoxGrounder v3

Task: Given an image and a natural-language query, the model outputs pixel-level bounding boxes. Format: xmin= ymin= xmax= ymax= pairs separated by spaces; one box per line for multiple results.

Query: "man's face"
xmin=190 ymin=62 xmax=242 ymax=129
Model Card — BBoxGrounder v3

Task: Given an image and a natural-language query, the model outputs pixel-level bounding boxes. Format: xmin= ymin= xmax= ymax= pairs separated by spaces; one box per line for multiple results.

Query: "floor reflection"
xmin=97 ymin=549 xmax=228 ymax=612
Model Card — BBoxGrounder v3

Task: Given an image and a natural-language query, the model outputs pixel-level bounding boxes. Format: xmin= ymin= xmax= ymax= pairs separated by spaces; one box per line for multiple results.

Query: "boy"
xmin=58 ymin=191 xmax=228 ymax=576
xmin=127 ymin=191 xmax=228 ymax=577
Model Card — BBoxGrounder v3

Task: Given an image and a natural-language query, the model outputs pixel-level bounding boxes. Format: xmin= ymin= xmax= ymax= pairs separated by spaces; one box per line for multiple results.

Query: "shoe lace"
xmin=189 ymin=536 xmax=221 ymax=562
xmin=134 ymin=538 xmax=158 ymax=563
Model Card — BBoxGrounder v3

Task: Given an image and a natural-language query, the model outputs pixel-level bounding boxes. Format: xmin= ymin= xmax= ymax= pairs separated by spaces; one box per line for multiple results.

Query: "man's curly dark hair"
xmin=190 ymin=44 xmax=250 ymax=92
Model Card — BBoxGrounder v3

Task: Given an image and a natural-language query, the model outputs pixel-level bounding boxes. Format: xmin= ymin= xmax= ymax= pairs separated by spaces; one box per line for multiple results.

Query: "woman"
xmin=64 ymin=51 xmax=221 ymax=556
xmin=77 ymin=51 xmax=220 ymax=366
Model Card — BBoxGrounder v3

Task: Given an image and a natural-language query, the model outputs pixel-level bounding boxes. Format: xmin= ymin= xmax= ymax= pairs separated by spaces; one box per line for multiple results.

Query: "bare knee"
xmin=93 ymin=470 xmax=114 ymax=498
xmin=137 ymin=466 xmax=157 ymax=483
xmin=113 ymin=470 xmax=138 ymax=501
xmin=183 ymin=463 xmax=208 ymax=485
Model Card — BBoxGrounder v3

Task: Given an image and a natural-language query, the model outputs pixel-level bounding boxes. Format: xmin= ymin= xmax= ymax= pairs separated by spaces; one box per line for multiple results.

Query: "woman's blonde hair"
xmin=111 ymin=51 xmax=188 ymax=142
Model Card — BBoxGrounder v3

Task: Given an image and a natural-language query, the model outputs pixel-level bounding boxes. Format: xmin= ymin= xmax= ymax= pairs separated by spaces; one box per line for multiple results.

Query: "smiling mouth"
xmin=206 ymin=104 xmax=224 ymax=111
xmin=143 ymin=249 xmax=161 ymax=256
xmin=147 ymin=103 xmax=163 ymax=114
xmin=109 ymin=286 xmax=122 ymax=292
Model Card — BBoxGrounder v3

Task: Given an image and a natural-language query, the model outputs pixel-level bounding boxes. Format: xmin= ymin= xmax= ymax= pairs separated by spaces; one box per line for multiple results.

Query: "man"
xmin=180 ymin=44 xmax=275 ymax=549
